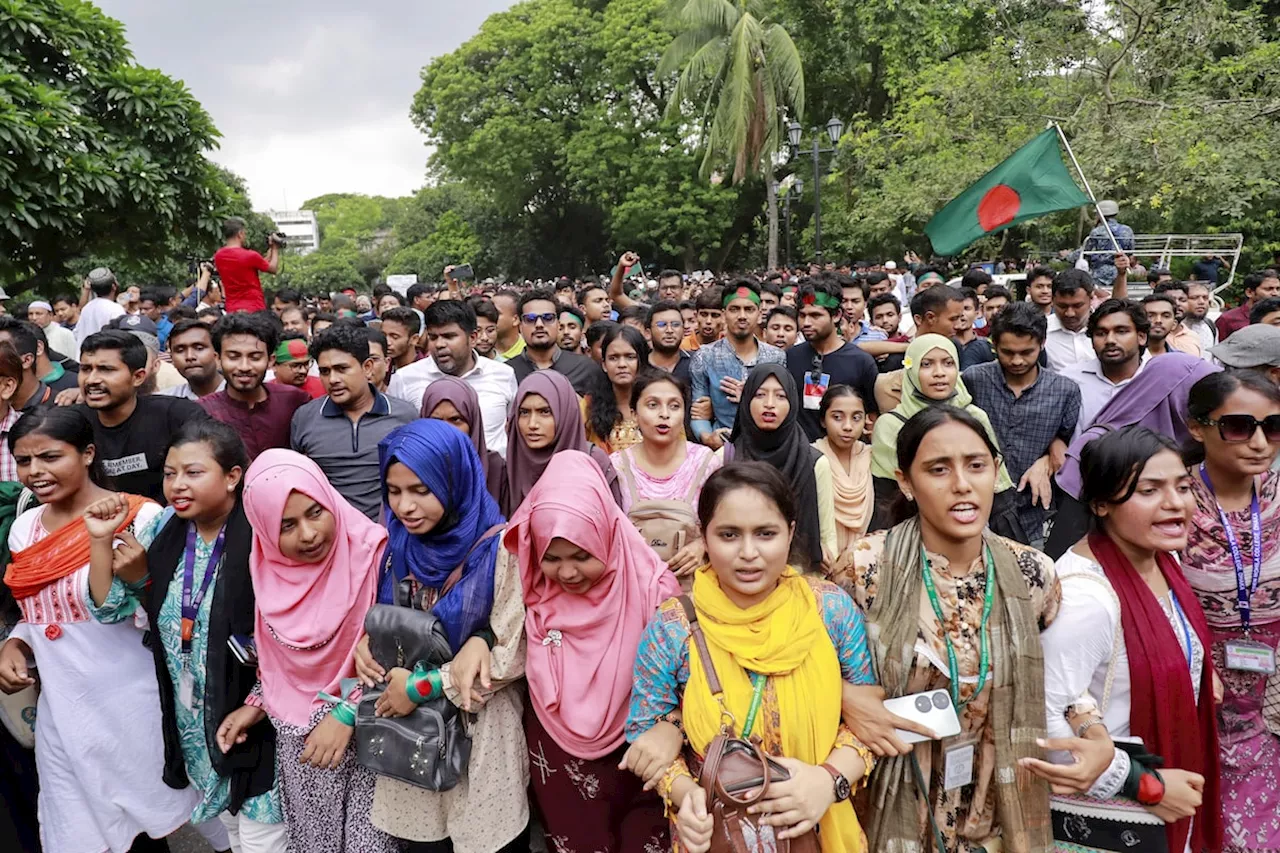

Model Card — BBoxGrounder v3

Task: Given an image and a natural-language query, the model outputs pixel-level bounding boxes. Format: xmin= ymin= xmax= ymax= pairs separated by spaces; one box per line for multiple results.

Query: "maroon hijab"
xmin=505 ymin=370 xmax=619 ymax=512
xmin=1088 ymin=532 xmax=1222 ymax=853
xmin=420 ymin=376 xmax=509 ymax=514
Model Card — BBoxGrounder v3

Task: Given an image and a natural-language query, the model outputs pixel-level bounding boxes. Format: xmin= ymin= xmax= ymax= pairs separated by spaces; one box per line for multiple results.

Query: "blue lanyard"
xmin=180 ymin=524 xmax=226 ymax=655
xmin=1169 ymin=593 xmax=1194 ymax=674
xmin=1199 ymin=465 xmax=1262 ymax=633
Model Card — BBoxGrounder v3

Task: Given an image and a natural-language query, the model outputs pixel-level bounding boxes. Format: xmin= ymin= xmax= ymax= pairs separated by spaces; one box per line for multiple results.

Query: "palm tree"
xmin=659 ymin=0 xmax=804 ymax=269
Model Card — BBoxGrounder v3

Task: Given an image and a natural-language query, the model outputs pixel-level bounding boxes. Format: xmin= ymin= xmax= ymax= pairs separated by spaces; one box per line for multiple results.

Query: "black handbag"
xmin=354 ymin=525 xmax=503 ymax=791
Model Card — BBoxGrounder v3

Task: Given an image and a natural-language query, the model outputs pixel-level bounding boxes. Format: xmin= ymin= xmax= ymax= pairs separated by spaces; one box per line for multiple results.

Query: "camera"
xmin=186 ymin=255 xmax=216 ymax=276
xmin=267 ymin=231 xmax=288 ymax=248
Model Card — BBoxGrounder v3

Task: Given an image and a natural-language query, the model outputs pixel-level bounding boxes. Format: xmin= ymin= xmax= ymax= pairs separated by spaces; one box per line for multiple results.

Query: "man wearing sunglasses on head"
xmin=508 ymin=288 xmax=606 ymax=396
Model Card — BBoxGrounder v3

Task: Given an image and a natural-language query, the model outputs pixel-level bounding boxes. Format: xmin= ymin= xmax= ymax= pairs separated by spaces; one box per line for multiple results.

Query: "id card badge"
xmin=942 ymin=734 xmax=977 ymax=791
xmin=178 ymin=668 xmax=195 ymax=710
xmin=1225 ymin=639 xmax=1277 ymax=674
xmin=803 ymin=373 xmax=831 ymax=410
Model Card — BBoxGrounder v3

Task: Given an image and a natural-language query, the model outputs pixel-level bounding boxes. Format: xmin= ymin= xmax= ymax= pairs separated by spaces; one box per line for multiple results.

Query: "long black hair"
xmin=587 ymin=324 xmax=651 ymax=440
xmin=890 ymin=406 xmax=1002 ymax=526
xmin=1183 ymin=369 xmax=1280 ymax=465
xmin=1078 ymin=425 xmax=1182 ymax=522
xmin=8 ymin=405 xmax=106 ymax=487
xmin=168 ymin=419 xmax=250 ymax=493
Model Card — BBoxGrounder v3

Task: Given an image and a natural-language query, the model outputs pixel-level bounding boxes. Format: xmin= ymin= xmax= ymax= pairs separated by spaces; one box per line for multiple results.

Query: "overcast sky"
xmin=95 ymin=1 xmax=515 ymax=211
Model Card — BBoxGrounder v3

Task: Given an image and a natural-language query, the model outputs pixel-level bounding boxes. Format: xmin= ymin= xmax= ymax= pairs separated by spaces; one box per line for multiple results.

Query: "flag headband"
xmin=801 ymin=291 xmax=841 ymax=310
xmin=274 ymin=339 xmax=310 ymax=363
xmin=722 ymin=286 xmax=762 ymax=307
xmin=917 ymin=271 xmax=946 ymax=287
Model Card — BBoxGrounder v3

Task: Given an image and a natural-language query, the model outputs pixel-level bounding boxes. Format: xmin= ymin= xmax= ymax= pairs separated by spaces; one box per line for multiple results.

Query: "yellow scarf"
xmin=684 ymin=566 xmax=864 ymax=853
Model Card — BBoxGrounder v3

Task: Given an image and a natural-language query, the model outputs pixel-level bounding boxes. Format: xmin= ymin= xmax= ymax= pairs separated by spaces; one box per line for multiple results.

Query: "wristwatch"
xmin=821 ymin=763 xmax=852 ymax=803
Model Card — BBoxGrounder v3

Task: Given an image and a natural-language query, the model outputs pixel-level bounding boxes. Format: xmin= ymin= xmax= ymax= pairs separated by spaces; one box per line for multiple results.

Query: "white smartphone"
xmin=883 ymin=689 xmax=962 ymax=745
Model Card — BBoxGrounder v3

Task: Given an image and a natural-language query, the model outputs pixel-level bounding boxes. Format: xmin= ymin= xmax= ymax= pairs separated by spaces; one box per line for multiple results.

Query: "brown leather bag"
xmin=679 ymin=596 xmax=821 ymax=853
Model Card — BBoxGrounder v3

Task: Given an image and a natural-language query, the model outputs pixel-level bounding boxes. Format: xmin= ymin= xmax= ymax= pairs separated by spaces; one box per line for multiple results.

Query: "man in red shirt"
xmin=1217 ymin=269 xmax=1280 ymax=341
xmin=213 ymin=216 xmax=283 ymax=313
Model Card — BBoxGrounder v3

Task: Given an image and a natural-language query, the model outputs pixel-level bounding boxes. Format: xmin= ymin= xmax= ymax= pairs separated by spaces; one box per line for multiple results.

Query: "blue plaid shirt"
xmin=690 ymin=337 xmax=786 ymax=438
xmin=963 ymin=361 xmax=1081 ymax=540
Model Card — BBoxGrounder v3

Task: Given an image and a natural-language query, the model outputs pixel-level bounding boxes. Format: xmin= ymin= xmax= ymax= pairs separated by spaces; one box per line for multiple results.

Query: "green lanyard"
xmin=920 ymin=545 xmax=994 ymax=713
xmin=741 ymin=672 xmax=767 ymax=739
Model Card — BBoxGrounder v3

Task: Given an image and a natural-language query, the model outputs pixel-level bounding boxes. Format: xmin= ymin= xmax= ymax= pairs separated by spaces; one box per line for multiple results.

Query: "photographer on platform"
xmin=212 ymin=215 xmax=285 ymax=314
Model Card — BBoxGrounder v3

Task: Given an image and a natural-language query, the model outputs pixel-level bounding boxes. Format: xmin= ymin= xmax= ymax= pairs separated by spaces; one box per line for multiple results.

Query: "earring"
xmin=902 ymin=492 xmax=914 ymax=502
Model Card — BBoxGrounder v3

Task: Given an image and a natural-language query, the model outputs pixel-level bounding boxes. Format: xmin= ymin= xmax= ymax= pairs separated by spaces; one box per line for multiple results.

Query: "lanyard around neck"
xmin=920 ymin=545 xmax=995 ymax=713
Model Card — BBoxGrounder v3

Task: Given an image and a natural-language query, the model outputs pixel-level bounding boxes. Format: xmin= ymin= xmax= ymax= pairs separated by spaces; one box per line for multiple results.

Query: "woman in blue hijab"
xmin=357 ymin=419 xmax=531 ymax=853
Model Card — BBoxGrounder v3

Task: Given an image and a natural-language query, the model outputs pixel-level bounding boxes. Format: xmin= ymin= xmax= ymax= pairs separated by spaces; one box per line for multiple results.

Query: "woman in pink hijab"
xmin=504 ymin=450 xmax=681 ymax=853
xmin=236 ymin=449 xmax=397 ymax=852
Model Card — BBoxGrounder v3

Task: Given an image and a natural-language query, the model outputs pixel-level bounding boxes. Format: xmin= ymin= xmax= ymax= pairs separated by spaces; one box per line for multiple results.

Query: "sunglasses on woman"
xmin=1200 ymin=414 xmax=1280 ymax=443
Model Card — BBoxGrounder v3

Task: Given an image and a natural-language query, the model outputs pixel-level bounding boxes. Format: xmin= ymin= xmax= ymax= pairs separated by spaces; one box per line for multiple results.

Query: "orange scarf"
xmin=4 ymin=494 xmax=149 ymax=600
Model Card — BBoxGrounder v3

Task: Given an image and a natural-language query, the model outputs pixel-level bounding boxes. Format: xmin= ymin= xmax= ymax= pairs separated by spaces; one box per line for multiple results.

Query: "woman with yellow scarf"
xmin=625 ymin=462 xmax=876 ymax=853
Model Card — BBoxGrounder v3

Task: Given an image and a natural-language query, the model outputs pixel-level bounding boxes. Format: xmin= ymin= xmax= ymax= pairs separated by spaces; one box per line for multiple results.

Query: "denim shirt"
xmin=689 ymin=337 xmax=786 ymax=438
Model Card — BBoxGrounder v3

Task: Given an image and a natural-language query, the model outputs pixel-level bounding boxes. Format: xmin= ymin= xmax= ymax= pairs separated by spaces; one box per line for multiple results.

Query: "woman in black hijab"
xmin=725 ymin=363 xmax=833 ymax=572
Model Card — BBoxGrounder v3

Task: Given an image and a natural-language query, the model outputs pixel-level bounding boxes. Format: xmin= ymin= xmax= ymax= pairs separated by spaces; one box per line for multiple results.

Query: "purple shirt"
xmin=199 ymin=383 xmax=311 ymax=462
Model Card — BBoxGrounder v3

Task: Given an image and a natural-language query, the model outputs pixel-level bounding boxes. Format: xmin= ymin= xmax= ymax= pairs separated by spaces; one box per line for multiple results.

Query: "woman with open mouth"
xmin=585 ymin=324 xmax=650 ymax=454
xmin=721 ymin=363 xmax=836 ymax=575
xmin=241 ymin=449 xmax=397 ymax=853
xmin=838 ymin=406 xmax=1065 ymax=853
xmin=1181 ymin=370 xmax=1280 ymax=852
xmin=1032 ymin=424 xmax=1222 ymax=853
xmin=0 ymin=407 xmax=196 ymax=852
xmin=870 ymin=334 xmax=1022 ymax=542
xmin=610 ymin=371 xmax=721 ymax=589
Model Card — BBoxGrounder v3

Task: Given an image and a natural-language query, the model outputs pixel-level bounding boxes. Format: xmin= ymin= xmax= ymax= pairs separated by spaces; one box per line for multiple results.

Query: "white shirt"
xmin=387 ymin=353 xmax=518 ymax=457
xmin=1044 ymin=312 xmax=1095 ymax=373
xmin=43 ymin=322 xmax=78 ymax=362
xmin=74 ymin=297 xmax=125 ymax=347
xmin=160 ymin=377 xmax=226 ymax=400
xmin=1184 ymin=317 xmax=1218 ymax=358
xmin=1060 ymin=356 xmax=1147 ymax=439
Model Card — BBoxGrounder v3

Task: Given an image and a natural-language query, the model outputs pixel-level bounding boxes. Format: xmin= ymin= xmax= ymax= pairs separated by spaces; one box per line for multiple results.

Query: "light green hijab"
xmin=869 ymin=334 xmax=1013 ymax=490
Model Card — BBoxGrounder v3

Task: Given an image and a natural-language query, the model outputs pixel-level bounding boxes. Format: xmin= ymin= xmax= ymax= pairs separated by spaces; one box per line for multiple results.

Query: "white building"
xmin=259 ymin=209 xmax=320 ymax=255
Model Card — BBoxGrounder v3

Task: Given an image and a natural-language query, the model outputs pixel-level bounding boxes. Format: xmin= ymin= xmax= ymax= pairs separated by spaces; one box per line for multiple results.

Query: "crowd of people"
xmin=0 ymin=213 xmax=1277 ymax=853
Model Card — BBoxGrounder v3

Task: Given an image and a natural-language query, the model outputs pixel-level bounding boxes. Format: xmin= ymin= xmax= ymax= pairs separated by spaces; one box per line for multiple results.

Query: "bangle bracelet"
xmin=328 ymin=700 xmax=356 ymax=727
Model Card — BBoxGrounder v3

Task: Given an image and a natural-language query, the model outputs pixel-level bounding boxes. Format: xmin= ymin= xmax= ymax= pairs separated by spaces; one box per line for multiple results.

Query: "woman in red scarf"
xmin=1030 ymin=425 xmax=1222 ymax=853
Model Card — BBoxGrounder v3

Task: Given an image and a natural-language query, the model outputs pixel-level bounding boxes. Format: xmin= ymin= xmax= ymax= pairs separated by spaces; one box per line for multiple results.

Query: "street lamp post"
xmin=783 ymin=179 xmax=803 ymax=269
xmin=787 ymin=116 xmax=845 ymax=264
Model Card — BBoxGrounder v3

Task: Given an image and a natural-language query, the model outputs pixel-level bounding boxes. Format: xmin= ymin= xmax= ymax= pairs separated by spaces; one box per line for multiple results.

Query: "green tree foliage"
xmin=0 ymin=0 xmax=231 ymax=287
xmin=385 ymin=211 xmax=482 ymax=281
xmin=276 ymin=249 xmax=365 ymax=296
xmin=410 ymin=0 xmax=745 ymax=275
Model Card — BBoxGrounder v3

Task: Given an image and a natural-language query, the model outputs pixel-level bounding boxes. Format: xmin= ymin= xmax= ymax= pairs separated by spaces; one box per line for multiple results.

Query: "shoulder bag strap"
xmin=678 ymin=594 xmax=722 ymax=695
xmin=442 ymin=523 xmax=506 ymax=596
xmin=681 ymin=449 xmax=717 ymax=504
xmin=616 ymin=450 xmax=643 ymax=506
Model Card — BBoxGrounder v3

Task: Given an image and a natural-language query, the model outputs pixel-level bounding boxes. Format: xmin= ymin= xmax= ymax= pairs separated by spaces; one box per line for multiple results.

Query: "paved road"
xmin=169 ymin=824 xmax=213 ymax=853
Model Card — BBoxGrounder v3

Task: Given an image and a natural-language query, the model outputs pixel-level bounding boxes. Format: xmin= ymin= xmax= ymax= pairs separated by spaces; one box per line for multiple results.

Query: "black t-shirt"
xmin=786 ymin=340 xmax=880 ymax=441
xmin=77 ymin=395 xmax=209 ymax=503
xmin=957 ymin=336 xmax=996 ymax=370
xmin=510 ymin=348 xmax=606 ymax=397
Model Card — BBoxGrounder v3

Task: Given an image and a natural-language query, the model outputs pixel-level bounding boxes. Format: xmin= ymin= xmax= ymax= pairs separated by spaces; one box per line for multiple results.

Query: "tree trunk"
xmin=766 ymin=176 xmax=779 ymax=270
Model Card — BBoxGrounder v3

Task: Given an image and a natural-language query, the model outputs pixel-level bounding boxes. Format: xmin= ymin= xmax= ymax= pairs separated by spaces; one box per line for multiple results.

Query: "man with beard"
xmin=1218 ymin=269 xmax=1280 ymax=341
xmin=964 ymin=303 xmax=1080 ymax=545
xmin=508 ymin=289 xmax=605 ymax=396
xmin=199 ymin=312 xmax=310 ymax=461
xmin=76 ymin=330 xmax=207 ymax=501
xmin=690 ymin=280 xmax=785 ymax=448
xmin=1141 ymin=292 xmax=1201 ymax=358
xmin=1060 ymin=298 xmax=1149 ymax=437
xmin=161 ymin=319 xmax=225 ymax=400
xmin=682 ymin=286 xmax=723 ymax=351
xmin=645 ymin=300 xmax=692 ymax=382
xmin=1183 ymin=281 xmax=1218 ymax=352
xmin=388 ymin=299 xmax=516 ymax=456
xmin=558 ymin=303 xmax=586 ymax=352
xmin=1151 ymin=280 xmax=1203 ymax=356
xmin=380 ymin=306 xmax=423 ymax=373
xmin=470 ymin=298 xmax=500 ymax=359
xmin=1044 ymin=268 xmax=1095 ymax=372
xmin=787 ymin=277 xmax=879 ymax=440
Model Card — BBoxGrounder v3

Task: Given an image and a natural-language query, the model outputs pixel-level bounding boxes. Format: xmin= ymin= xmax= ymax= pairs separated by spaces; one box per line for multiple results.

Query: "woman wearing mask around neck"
xmin=1032 ymin=425 xmax=1221 ymax=853
xmin=836 ymin=407 xmax=1064 ymax=853
xmin=0 ymin=407 xmax=196 ymax=853
xmin=357 ymin=419 xmax=529 ymax=853
xmin=241 ymin=449 xmax=397 ymax=853
xmin=611 ymin=371 xmax=721 ymax=584
xmin=505 ymin=450 xmax=681 ymax=853
xmin=813 ymin=385 xmax=873 ymax=578
xmin=1181 ymin=370 xmax=1280 ymax=851
xmin=628 ymin=462 xmax=877 ymax=853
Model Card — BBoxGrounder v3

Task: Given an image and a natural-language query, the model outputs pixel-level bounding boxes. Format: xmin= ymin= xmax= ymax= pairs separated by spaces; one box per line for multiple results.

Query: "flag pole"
xmin=1052 ymin=122 xmax=1122 ymax=254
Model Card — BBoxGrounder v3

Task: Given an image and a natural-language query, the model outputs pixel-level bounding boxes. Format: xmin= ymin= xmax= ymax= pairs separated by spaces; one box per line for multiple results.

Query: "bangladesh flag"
xmin=924 ymin=129 xmax=1091 ymax=257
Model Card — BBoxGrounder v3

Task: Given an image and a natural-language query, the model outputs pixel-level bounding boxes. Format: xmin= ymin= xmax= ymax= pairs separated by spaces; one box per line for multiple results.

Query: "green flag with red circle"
xmin=924 ymin=129 xmax=1090 ymax=257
